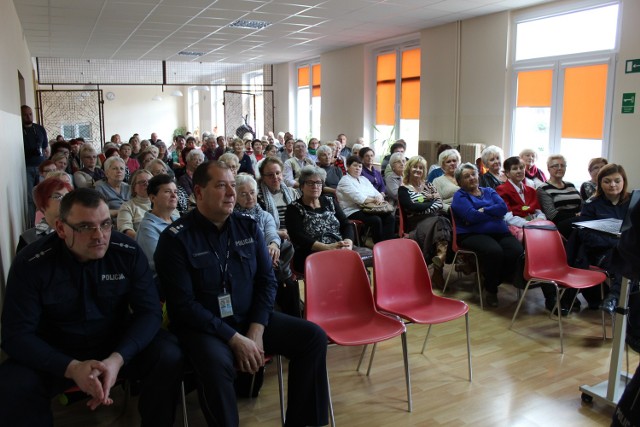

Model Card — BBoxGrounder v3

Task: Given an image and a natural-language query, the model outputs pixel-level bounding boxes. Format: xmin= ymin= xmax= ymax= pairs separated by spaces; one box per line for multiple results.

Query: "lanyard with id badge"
xmin=214 ymin=235 xmax=234 ymax=318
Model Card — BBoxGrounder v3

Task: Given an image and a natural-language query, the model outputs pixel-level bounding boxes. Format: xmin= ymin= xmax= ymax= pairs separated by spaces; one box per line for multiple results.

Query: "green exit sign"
xmin=626 ymin=59 xmax=640 ymax=74
xmin=622 ymin=93 xmax=635 ymax=114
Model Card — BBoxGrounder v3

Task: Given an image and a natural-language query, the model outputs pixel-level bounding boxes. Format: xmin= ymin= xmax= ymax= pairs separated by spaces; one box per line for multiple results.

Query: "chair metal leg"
xmin=421 ymin=324 xmax=433 ymax=354
xmin=600 ymin=282 xmax=607 ymax=340
xmin=180 ymin=380 xmax=189 ymax=427
xmin=510 ymin=281 xmax=533 ymax=328
xmin=276 ymin=355 xmax=286 ymax=427
xmin=465 ymin=313 xmax=472 ymax=382
xmin=442 ymin=252 xmax=459 ymax=294
xmin=326 ymin=368 xmax=335 ymax=427
xmin=401 ymin=332 xmax=412 ymax=412
xmin=472 ymin=253 xmax=483 ymax=310
xmin=366 ymin=342 xmax=378 ymax=376
xmin=356 ymin=345 xmax=368 ymax=371
xmin=557 ymin=286 xmax=565 ymax=353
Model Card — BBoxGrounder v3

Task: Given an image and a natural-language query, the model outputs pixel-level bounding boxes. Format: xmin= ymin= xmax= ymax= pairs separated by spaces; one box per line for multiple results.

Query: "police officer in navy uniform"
xmin=155 ymin=160 xmax=329 ymax=427
xmin=0 ymin=188 xmax=182 ymax=426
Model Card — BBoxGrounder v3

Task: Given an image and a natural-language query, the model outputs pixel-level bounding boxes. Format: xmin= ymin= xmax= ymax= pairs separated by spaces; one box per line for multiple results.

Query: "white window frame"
xmin=295 ymin=59 xmax=321 ymax=141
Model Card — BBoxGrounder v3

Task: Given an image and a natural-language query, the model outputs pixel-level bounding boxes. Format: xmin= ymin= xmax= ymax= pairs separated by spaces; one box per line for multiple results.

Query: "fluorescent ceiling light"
xmin=229 ymin=19 xmax=271 ymax=30
xmin=171 ymin=90 xmax=183 ymax=97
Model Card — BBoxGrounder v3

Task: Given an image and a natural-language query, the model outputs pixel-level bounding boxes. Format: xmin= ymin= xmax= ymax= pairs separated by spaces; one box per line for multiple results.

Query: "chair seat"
xmin=525 ymin=268 xmax=606 ymax=290
xmin=320 ymin=314 xmax=405 ymax=346
xmin=380 ymin=296 xmax=469 ymax=325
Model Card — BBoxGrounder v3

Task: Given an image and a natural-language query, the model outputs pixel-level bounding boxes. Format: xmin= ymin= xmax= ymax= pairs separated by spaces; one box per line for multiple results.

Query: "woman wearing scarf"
xmin=519 ymin=148 xmax=547 ymax=188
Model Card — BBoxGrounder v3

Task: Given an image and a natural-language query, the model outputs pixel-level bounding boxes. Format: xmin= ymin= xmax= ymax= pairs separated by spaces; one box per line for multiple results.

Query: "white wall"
xmin=0 ymin=0 xmax=37 ymax=290
xmin=320 ymin=45 xmax=367 ymax=144
xmin=101 ymin=85 xmax=186 ymax=144
xmin=610 ymin=0 xmax=640 ymax=189
xmin=273 ymin=63 xmax=292 ymax=135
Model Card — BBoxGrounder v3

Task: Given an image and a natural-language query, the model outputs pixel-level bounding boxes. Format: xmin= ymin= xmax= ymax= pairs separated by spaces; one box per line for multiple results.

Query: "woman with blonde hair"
xmin=398 ymin=156 xmax=452 ymax=286
xmin=117 ymin=169 xmax=153 ymax=238
xmin=432 ymin=148 xmax=462 ymax=212
xmin=478 ymin=145 xmax=506 ymax=189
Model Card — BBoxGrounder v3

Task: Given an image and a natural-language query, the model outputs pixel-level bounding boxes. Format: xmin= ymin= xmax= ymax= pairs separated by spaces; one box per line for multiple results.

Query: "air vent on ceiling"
xmin=178 ymin=51 xmax=204 ymax=57
xmin=228 ymin=19 xmax=271 ymax=30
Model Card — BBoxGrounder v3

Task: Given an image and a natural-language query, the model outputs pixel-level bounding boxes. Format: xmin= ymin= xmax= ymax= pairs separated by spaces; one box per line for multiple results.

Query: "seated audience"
xmin=315 ymin=144 xmax=343 ymax=196
xmin=307 ymin=138 xmax=320 ymax=163
xmin=283 ymin=140 xmax=314 ymax=188
xmin=520 ymin=148 xmax=547 ymax=188
xmin=350 ymin=143 xmax=363 ymax=159
xmin=120 ymin=142 xmax=140 ymax=175
xmin=432 ymin=148 xmax=462 ymax=212
xmin=385 ymin=152 xmax=406 ymax=203
xmin=478 ymin=145 xmax=507 ymax=189
xmin=154 ymin=161 xmax=329 ymax=427
xmin=496 ymin=156 xmax=547 ymax=237
xmin=575 ymin=164 xmax=631 ymax=314
xmin=235 ymin=174 xmax=299 ymax=317
xmin=231 ymin=138 xmax=254 ymax=175
xmin=381 ymin=140 xmax=406 ymax=176
xmin=177 ymin=149 xmax=205 ymax=196
xmin=255 ymin=143 xmax=277 ymax=179
xmin=38 ymin=160 xmax=58 ymax=184
xmin=0 ymin=188 xmax=182 ymax=426
xmin=17 ymin=178 xmax=73 ymax=252
xmin=580 ymin=157 xmax=608 ymax=201
xmin=337 ymin=155 xmax=395 ymax=244
xmin=280 ymin=137 xmax=295 ymax=162
xmin=95 ymin=157 xmax=131 ymax=217
xmin=74 ymin=145 xmax=104 ymax=187
xmin=427 ymin=144 xmax=453 ymax=181
xmin=359 ymin=147 xmax=386 ymax=193
xmin=537 ymin=154 xmax=582 ymax=238
xmin=136 ymin=174 xmax=180 ymax=285
xmin=286 ymin=165 xmax=355 ymax=274
xmin=117 ymin=169 xmax=153 ymax=239
xmin=451 ymin=163 xmax=524 ymax=308
xmin=398 ymin=156 xmax=452 ymax=287
xmin=257 ymin=157 xmax=299 ymax=242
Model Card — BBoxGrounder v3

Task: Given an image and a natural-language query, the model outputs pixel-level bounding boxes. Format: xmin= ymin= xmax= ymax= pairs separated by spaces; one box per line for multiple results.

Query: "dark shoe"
xmin=431 ymin=266 xmax=444 ymax=289
xmin=569 ymin=300 xmax=582 ymax=313
xmin=484 ymin=291 xmax=498 ymax=308
xmin=600 ymin=295 xmax=618 ymax=315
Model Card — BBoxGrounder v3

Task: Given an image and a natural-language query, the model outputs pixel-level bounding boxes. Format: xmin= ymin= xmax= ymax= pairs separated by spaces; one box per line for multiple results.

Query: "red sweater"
xmin=496 ymin=181 xmax=541 ymax=218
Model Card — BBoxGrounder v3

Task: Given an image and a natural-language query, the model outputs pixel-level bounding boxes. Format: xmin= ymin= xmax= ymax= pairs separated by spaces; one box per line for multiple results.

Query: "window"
xmin=188 ymin=87 xmax=200 ymax=135
xmin=211 ymin=84 xmax=225 ymax=137
xmin=510 ymin=1 xmax=619 ymax=184
xmin=296 ymin=62 xmax=321 ymax=141
xmin=246 ymin=71 xmax=264 ymax=136
xmin=374 ymin=46 xmax=420 ymax=157
xmin=62 ymin=123 xmax=92 ymax=141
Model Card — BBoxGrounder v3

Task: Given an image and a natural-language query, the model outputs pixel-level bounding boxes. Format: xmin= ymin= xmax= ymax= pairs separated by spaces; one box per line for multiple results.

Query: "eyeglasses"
xmin=549 ymin=164 xmax=567 ymax=169
xmin=135 ymin=180 xmax=149 ymax=186
xmin=63 ymin=220 xmax=113 ymax=234
xmin=50 ymin=193 xmax=65 ymax=201
xmin=305 ymin=180 xmax=323 ymax=187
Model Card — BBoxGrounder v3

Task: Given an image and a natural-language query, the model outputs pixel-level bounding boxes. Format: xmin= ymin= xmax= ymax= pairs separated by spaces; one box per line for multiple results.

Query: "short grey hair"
xmin=454 ymin=162 xmax=478 ymax=185
xmin=219 ymin=152 xmax=240 ymax=166
xmin=148 ymin=159 xmax=168 ymax=173
xmin=79 ymin=144 xmax=97 ymax=157
xmin=103 ymin=156 xmax=125 ymax=170
xmin=298 ymin=165 xmax=327 ymax=187
xmin=439 ymin=149 xmax=461 ymax=167
xmin=186 ymin=149 xmax=204 ymax=162
xmin=389 ymin=152 xmax=405 ymax=167
xmin=235 ymin=174 xmax=257 ymax=190
xmin=481 ymin=145 xmax=504 ymax=167
xmin=316 ymin=145 xmax=333 ymax=156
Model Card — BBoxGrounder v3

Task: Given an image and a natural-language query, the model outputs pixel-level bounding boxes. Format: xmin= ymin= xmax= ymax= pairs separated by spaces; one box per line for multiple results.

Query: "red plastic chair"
xmin=305 ymin=249 xmax=412 ymax=412
xmin=510 ymin=223 xmax=607 ymax=353
xmin=396 ymin=201 xmax=410 ymax=238
xmin=373 ymin=239 xmax=472 ymax=381
xmin=442 ymin=208 xmax=483 ymax=309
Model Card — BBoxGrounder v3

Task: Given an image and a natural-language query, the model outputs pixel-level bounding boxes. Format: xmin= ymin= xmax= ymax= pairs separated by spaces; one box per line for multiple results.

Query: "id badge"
xmin=218 ymin=293 xmax=233 ymax=318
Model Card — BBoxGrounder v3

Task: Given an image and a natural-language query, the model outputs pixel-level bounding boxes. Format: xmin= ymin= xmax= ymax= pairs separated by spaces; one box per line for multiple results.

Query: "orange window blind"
xmin=312 ymin=64 xmax=321 ymax=97
xmin=298 ymin=67 xmax=309 ymax=87
xmin=562 ymin=64 xmax=608 ymax=140
xmin=377 ymin=53 xmax=396 ymax=125
xmin=401 ymin=49 xmax=420 ymax=119
xmin=516 ymin=69 xmax=552 ymax=107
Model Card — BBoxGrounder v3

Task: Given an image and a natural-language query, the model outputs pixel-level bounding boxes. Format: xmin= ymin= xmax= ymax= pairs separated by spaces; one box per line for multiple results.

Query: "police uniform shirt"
xmin=1 ymin=231 xmax=161 ymax=377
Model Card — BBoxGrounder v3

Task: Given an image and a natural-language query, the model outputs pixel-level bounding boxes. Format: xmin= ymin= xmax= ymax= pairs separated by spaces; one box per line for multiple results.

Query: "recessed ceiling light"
xmin=178 ymin=51 xmax=204 ymax=57
xmin=229 ymin=19 xmax=271 ymax=30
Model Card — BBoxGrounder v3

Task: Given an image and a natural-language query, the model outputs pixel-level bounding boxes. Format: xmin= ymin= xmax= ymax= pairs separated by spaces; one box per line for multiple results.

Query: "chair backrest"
xmin=304 ymin=249 xmax=378 ymax=326
xmin=397 ymin=201 xmax=406 ymax=237
xmin=522 ymin=224 xmax=569 ymax=280
xmin=373 ymin=239 xmax=434 ymax=309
